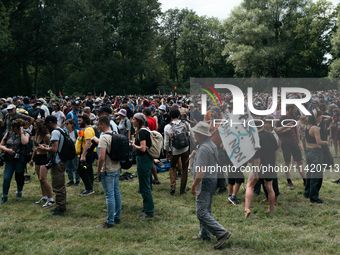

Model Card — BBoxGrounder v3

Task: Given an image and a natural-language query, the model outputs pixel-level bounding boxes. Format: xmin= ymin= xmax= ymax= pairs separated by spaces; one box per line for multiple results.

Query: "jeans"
xmin=66 ymin=156 xmax=80 ymax=183
xmin=137 ymin=155 xmax=154 ymax=213
xmin=2 ymin=160 xmax=25 ymax=196
xmin=196 ymin=189 xmax=227 ymax=240
xmin=101 ymin=169 xmax=122 ymax=225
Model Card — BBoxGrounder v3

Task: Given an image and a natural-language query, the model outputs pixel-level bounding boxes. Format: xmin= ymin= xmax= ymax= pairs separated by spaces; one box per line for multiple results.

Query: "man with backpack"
xmin=39 ymin=115 xmax=68 ymax=217
xmin=164 ymin=108 xmax=191 ymax=194
xmin=95 ymin=115 xmax=122 ymax=228
xmin=75 ymin=114 xmax=96 ymax=196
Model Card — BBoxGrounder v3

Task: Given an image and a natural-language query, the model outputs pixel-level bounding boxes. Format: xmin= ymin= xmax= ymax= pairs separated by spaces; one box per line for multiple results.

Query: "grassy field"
xmin=0 ymin=148 xmax=340 ymax=255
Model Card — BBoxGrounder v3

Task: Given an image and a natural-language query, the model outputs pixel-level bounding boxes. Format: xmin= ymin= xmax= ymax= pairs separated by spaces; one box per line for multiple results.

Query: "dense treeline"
xmin=0 ymin=0 xmax=339 ymax=97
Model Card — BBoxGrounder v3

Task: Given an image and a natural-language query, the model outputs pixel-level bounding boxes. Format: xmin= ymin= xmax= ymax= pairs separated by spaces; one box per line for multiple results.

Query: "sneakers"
xmin=79 ymin=190 xmax=95 ymax=196
xmin=139 ymin=212 xmax=154 ymax=219
xmin=170 ymin=186 xmax=176 ymax=195
xmin=214 ymin=231 xmax=231 ymax=249
xmin=287 ymin=182 xmax=295 ymax=190
xmin=47 ymin=208 xmax=65 ymax=218
xmin=228 ymin=195 xmax=240 ymax=205
xmin=0 ymin=196 xmax=7 ymax=204
xmin=16 ymin=192 xmax=22 ymax=200
xmin=42 ymin=200 xmax=56 ymax=208
xmin=74 ymin=181 xmax=80 ymax=187
xmin=35 ymin=197 xmax=47 ymax=204
xmin=310 ymin=199 xmax=324 ymax=204
xmin=96 ymin=222 xmax=113 ymax=229
xmin=66 ymin=181 xmax=74 ymax=187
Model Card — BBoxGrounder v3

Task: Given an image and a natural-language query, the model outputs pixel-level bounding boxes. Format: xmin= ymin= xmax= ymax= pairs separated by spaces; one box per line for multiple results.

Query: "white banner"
xmin=218 ymin=102 xmax=260 ymax=168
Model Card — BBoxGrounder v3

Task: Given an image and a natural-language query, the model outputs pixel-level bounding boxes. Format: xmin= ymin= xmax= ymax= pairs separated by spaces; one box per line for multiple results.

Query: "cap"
xmin=7 ymin=104 xmax=16 ymax=110
xmin=88 ymin=92 xmax=92 ymax=96
xmin=72 ymin=100 xmax=80 ymax=106
xmin=98 ymin=106 xmax=112 ymax=114
xmin=42 ymin=115 xmax=58 ymax=125
xmin=12 ymin=97 xmax=18 ymax=102
xmin=105 ymin=101 xmax=112 ymax=104
xmin=118 ymin=109 xmax=127 ymax=117
xmin=38 ymin=98 xmax=46 ymax=103
xmin=159 ymin=105 xmax=166 ymax=111
xmin=210 ymin=106 xmax=221 ymax=114
xmin=189 ymin=103 xmax=195 ymax=107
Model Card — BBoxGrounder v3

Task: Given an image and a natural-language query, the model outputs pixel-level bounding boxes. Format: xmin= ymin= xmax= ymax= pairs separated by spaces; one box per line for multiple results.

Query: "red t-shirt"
xmin=147 ymin=117 xmax=157 ymax=131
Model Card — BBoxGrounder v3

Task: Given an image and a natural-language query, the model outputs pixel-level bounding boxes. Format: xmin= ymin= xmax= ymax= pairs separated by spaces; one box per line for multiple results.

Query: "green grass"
xmin=0 ymin=147 xmax=340 ymax=254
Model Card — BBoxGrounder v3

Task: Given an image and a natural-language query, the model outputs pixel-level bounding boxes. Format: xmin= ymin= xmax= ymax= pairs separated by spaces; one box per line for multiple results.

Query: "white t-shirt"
xmin=52 ymin=111 xmax=65 ymax=126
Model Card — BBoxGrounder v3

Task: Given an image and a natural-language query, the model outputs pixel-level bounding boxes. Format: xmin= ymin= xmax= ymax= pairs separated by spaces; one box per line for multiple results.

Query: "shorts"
xmin=34 ymin=154 xmax=48 ymax=165
xmin=258 ymin=168 xmax=276 ymax=182
xmin=281 ymin=143 xmax=303 ymax=163
xmin=227 ymin=170 xmax=244 ymax=185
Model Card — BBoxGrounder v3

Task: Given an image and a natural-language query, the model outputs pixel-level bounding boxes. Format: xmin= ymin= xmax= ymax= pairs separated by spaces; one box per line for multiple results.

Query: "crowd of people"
xmin=0 ymin=90 xmax=338 ymax=249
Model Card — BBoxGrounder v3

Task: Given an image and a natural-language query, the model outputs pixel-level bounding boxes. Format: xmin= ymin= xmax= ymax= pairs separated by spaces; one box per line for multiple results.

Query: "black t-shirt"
xmin=135 ymin=129 xmax=151 ymax=156
xmin=127 ymin=108 xmax=134 ymax=119
xmin=254 ymin=130 xmax=278 ymax=167
xmin=157 ymin=113 xmax=171 ymax=134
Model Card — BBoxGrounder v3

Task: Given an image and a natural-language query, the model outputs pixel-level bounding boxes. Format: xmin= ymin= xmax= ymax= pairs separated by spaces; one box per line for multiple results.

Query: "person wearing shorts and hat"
xmin=191 ymin=121 xmax=232 ymax=249
xmin=117 ymin=109 xmax=131 ymax=140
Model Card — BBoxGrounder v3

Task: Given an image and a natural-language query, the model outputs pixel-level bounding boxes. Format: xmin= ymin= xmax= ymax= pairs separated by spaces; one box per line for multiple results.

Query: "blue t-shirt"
xmin=66 ymin=109 xmax=80 ymax=130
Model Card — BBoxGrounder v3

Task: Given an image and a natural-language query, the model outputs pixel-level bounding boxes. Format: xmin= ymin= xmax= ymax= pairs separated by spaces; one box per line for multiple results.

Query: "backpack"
xmin=105 ymin=132 xmax=130 ymax=162
xmin=138 ymin=128 xmax=163 ymax=159
xmin=29 ymin=107 xmax=44 ymax=119
xmin=170 ymin=121 xmax=190 ymax=149
xmin=56 ymin=128 xmax=76 ymax=161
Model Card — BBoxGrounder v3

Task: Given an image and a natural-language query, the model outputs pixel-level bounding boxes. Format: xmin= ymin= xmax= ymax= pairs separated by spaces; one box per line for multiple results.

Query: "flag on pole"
xmin=218 ymin=102 xmax=260 ymax=168
xmin=59 ymin=91 xmax=62 ymax=98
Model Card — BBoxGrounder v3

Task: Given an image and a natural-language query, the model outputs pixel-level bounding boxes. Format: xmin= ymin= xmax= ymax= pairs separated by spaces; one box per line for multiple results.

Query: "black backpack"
xmin=56 ymin=128 xmax=76 ymax=161
xmin=29 ymin=108 xmax=44 ymax=119
xmin=105 ymin=132 xmax=130 ymax=162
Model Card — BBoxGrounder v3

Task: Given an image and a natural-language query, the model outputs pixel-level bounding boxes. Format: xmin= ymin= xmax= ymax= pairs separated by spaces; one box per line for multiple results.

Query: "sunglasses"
xmin=65 ymin=123 xmax=70 ymax=125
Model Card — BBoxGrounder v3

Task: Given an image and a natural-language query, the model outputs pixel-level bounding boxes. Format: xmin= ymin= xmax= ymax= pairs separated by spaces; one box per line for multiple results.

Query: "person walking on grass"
xmin=191 ymin=121 xmax=231 ymax=249
xmin=245 ymin=119 xmax=278 ymax=219
xmin=30 ymin=119 xmax=55 ymax=208
xmin=131 ymin=113 xmax=154 ymax=219
xmin=95 ymin=116 xmax=122 ymax=228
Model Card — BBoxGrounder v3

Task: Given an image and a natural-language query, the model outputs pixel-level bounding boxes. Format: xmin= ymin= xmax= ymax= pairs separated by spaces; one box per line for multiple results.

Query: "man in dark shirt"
xmin=275 ymin=104 xmax=305 ymax=190
xmin=85 ymin=92 xmax=94 ymax=111
xmin=245 ymin=120 xmax=278 ymax=218
xmin=192 ymin=102 xmax=204 ymax=125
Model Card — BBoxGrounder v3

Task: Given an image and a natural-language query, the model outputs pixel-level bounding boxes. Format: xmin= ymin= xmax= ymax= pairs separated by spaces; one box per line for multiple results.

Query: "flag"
xmin=59 ymin=91 xmax=62 ymax=98
xmin=103 ymin=91 xmax=107 ymax=97
xmin=174 ymin=86 xmax=177 ymax=91
xmin=218 ymin=102 xmax=260 ymax=168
